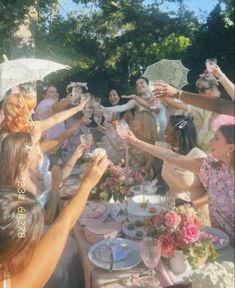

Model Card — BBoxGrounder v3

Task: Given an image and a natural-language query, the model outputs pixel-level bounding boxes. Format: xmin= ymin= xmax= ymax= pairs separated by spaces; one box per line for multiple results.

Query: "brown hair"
xmin=219 ymin=124 xmax=235 ymax=169
xmin=0 ymin=186 xmax=44 ymax=280
xmin=0 ymin=90 xmax=36 ymax=133
xmin=133 ymin=110 xmax=157 ymax=144
xmin=0 ymin=132 xmax=32 ymax=186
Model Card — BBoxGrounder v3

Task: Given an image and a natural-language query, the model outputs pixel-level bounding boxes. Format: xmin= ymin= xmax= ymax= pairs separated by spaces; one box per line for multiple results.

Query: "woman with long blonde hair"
xmin=0 ymin=152 xmax=109 ymax=288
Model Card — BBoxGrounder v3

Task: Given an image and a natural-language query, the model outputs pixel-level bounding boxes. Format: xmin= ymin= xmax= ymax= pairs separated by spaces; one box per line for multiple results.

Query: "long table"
xmin=73 ymin=223 xmax=234 ymax=288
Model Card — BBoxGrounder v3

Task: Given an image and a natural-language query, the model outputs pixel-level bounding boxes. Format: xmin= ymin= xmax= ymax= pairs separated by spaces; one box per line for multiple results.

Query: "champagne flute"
xmin=206 ymin=58 xmax=217 ymax=73
xmin=80 ymin=130 xmax=93 ymax=157
xmin=116 ymin=120 xmax=130 ymax=139
xmin=72 ymin=86 xmax=82 ymax=104
xmin=81 ymin=93 xmax=91 ymax=107
xmin=93 ymin=113 xmax=103 ymax=126
xmin=138 ymin=238 xmax=161 ymax=287
xmin=103 ymin=110 xmax=113 ymax=125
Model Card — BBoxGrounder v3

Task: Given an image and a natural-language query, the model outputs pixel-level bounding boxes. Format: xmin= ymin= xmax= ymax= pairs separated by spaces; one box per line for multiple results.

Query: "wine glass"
xmin=206 ymin=58 xmax=217 ymax=73
xmin=116 ymin=120 xmax=130 ymax=139
xmin=81 ymin=93 xmax=91 ymax=107
xmin=72 ymin=86 xmax=82 ymax=104
xmin=93 ymin=113 xmax=103 ymax=126
xmin=138 ymin=238 xmax=161 ymax=287
xmin=84 ymin=106 xmax=94 ymax=120
xmin=103 ymin=110 xmax=113 ymax=124
xmin=80 ymin=130 xmax=93 ymax=157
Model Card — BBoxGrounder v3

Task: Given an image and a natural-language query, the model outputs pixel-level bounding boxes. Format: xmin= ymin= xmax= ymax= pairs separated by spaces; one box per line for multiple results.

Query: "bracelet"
xmin=218 ymin=73 xmax=225 ymax=82
xmin=66 ymin=163 xmax=74 ymax=168
xmin=174 ymin=90 xmax=183 ymax=100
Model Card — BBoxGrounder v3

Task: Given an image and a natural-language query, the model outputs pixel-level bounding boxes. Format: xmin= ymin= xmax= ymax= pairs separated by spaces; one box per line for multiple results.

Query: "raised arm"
xmin=125 ymin=131 xmax=203 ymax=174
xmin=101 ymin=99 xmax=136 ymax=113
xmin=122 ymin=95 xmax=160 ymax=113
xmin=163 ymin=97 xmax=188 ymax=111
xmin=40 ymin=120 xmax=82 ymax=152
xmin=152 ymin=82 xmax=234 ymax=116
xmin=38 ymin=101 xmax=87 ymax=134
xmin=211 ymin=65 xmax=235 ymax=100
xmin=61 ymin=144 xmax=86 ymax=181
xmin=43 ymin=166 xmax=63 ymax=225
xmin=10 ymin=153 xmax=109 ymax=288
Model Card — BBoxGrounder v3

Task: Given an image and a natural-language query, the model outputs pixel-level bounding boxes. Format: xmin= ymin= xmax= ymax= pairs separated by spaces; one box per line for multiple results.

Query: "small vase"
xmin=168 ymin=250 xmax=187 ymax=275
xmin=194 ymin=252 xmax=208 ymax=268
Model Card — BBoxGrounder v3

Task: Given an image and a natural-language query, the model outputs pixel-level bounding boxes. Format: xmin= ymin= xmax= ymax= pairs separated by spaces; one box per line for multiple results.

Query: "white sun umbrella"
xmin=0 ymin=58 xmax=71 ymax=100
xmin=143 ymin=59 xmax=189 ymax=89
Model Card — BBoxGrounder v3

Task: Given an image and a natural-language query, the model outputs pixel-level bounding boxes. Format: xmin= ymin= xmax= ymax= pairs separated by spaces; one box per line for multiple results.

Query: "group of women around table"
xmin=0 ymin=63 xmax=234 ymax=288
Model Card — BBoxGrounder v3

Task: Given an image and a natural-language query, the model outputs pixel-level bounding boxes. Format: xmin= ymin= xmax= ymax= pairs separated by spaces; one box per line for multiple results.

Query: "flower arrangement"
xmin=89 ymin=164 xmax=145 ymax=202
xmin=147 ymin=204 xmax=218 ymax=268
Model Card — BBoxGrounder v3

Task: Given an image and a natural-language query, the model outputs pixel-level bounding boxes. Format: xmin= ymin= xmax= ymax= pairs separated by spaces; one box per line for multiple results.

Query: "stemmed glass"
xmin=116 ymin=120 xmax=130 ymax=223
xmin=116 ymin=119 xmax=130 ymax=139
xmin=149 ymin=80 xmax=163 ymax=108
xmin=72 ymin=86 xmax=82 ymax=104
xmin=93 ymin=109 xmax=103 ymax=126
xmin=138 ymin=238 xmax=161 ymax=287
xmin=103 ymin=110 xmax=113 ymax=125
xmin=206 ymin=58 xmax=217 ymax=73
xmin=81 ymin=93 xmax=91 ymax=107
xmin=80 ymin=130 xmax=93 ymax=157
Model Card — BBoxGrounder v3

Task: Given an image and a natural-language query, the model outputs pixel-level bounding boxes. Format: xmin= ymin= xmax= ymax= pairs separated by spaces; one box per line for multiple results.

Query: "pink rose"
xmin=151 ymin=213 xmax=165 ymax=227
xmin=105 ymin=177 xmax=117 ymax=188
xmin=165 ymin=211 xmax=181 ymax=229
xmin=179 ymin=223 xmax=200 ymax=244
xmin=108 ymin=165 xmax=123 ymax=177
xmin=159 ymin=235 xmax=176 ymax=257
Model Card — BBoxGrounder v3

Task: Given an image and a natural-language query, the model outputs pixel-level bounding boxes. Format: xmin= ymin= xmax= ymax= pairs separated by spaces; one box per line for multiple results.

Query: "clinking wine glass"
xmin=206 ymin=58 xmax=217 ymax=73
xmin=72 ymin=86 xmax=82 ymax=104
xmin=138 ymin=238 xmax=162 ymax=287
xmin=81 ymin=93 xmax=91 ymax=107
xmin=93 ymin=112 xmax=103 ymax=126
xmin=103 ymin=110 xmax=113 ymax=125
xmin=80 ymin=130 xmax=93 ymax=157
xmin=116 ymin=120 xmax=130 ymax=139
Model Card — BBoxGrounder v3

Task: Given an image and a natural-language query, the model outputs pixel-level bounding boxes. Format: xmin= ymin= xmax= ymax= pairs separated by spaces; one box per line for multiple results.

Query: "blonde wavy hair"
xmin=0 ymin=89 xmax=36 ymax=133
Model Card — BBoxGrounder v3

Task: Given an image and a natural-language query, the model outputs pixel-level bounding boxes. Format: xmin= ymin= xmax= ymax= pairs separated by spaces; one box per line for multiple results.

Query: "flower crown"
xmin=67 ymin=82 xmax=88 ymax=90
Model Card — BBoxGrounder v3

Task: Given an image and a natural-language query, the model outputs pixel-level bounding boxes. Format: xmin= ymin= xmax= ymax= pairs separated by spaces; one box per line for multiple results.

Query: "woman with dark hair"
xmin=124 ymin=124 xmax=235 ymax=242
xmin=154 ymin=115 xmax=208 ymax=221
xmin=102 ymin=78 xmax=167 ymax=141
xmin=0 ymin=151 xmax=109 ymax=288
xmin=163 ymin=75 xmax=227 ymax=152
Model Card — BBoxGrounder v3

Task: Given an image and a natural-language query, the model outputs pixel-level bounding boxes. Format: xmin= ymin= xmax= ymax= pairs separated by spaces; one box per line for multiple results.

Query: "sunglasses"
xmin=198 ymin=86 xmax=211 ymax=93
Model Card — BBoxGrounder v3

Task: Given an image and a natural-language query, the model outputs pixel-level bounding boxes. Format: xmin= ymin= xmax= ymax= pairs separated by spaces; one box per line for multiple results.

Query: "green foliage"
xmin=182 ymin=240 xmax=218 ymax=269
xmin=0 ymin=0 xmax=234 ymax=97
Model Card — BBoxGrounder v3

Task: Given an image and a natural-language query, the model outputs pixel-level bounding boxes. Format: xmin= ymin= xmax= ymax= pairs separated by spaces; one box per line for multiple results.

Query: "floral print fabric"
xmin=199 ymin=155 xmax=235 ymax=241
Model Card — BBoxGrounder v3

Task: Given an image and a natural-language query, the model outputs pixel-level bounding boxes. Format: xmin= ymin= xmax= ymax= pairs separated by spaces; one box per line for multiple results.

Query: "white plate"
xmin=201 ymin=226 xmax=230 ymax=250
xmin=127 ymin=195 xmax=161 ymax=217
xmin=122 ymin=221 xmax=146 ymax=239
xmin=129 ymin=185 xmax=157 ymax=195
xmin=88 ymin=238 xmax=141 ymax=270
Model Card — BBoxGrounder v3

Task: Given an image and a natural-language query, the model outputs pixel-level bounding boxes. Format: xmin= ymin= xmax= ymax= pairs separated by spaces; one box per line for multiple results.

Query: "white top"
xmin=34 ymin=98 xmax=65 ymax=140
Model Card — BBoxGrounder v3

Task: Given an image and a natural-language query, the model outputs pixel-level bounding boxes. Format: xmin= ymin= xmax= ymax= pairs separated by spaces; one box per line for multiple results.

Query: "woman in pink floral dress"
xmin=125 ymin=124 xmax=235 ymax=242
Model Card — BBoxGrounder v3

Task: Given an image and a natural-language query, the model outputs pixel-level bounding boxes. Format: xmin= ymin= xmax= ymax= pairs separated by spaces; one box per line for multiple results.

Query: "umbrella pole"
xmin=19 ymin=92 xmax=35 ymax=129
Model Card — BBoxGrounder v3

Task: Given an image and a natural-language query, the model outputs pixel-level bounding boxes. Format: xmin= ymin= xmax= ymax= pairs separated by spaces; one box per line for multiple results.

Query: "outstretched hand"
xmin=82 ymin=152 xmax=110 ymax=189
xmin=152 ymin=82 xmax=178 ymax=99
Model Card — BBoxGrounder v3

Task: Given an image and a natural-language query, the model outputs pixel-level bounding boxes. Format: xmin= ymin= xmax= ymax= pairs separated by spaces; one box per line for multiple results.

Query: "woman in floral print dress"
xmin=124 ymin=124 xmax=235 ymax=243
